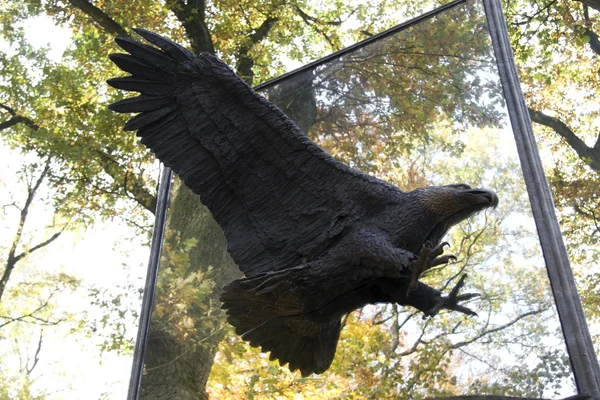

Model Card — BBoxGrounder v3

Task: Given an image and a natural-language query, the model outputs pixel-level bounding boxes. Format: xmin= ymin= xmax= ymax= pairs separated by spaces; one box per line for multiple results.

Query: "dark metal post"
xmin=127 ymin=166 xmax=173 ymax=400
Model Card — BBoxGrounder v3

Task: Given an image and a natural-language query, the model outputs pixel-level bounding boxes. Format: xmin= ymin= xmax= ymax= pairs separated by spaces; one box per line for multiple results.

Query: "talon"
xmin=431 ymin=254 xmax=456 ymax=267
xmin=432 ymin=241 xmax=450 ymax=258
xmin=425 ymin=274 xmax=479 ymax=317
xmin=407 ymin=242 xmax=456 ymax=294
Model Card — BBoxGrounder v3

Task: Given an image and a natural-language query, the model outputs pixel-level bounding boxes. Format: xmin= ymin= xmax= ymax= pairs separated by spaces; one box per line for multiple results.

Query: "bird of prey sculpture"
xmin=107 ymin=29 xmax=498 ymax=377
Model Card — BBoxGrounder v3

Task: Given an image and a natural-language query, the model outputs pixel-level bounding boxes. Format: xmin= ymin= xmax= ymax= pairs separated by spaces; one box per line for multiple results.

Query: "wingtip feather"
xmin=133 ymin=28 xmax=195 ymax=62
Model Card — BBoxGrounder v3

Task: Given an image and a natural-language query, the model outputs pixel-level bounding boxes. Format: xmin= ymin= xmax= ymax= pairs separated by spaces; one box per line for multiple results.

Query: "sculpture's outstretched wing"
xmin=108 ymin=29 xmax=401 ymax=276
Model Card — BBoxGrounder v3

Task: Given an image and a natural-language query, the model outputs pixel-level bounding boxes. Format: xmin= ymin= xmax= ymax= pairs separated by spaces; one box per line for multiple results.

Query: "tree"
xmin=0 ymin=148 xmax=80 ymax=398
xmin=502 ymin=0 xmax=600 ymax=338
xmin=2 ymin=1 xmax=452 ymax=397
xmin=0 ymin=157 xmax=64 ymax=302
xmin=0 ymin=0 xmax=590 ymax=398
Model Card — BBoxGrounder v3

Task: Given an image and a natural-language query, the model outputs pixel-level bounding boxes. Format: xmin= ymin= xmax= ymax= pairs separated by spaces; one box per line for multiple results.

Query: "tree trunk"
xmin=140 ymin=183 xmax=240 ymax=399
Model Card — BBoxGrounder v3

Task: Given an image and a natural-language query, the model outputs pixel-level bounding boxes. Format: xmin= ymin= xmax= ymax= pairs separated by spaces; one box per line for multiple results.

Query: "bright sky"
xmin=22 ymin=15 xmax=72 ymax=60
xmin=0 ymin=143 xmax=148 ymax=398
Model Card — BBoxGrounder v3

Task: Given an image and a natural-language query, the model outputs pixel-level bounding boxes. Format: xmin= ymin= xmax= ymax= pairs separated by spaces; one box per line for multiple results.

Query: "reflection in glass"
xmin=138 ymin=1 xmax=576 ymax=398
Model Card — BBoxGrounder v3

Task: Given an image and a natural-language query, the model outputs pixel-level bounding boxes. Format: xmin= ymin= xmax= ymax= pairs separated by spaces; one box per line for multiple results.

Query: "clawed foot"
xmin=424 ymin=274 xmax=479 ymax=318
xmin=407 ymin=241 xmax=456 ymax=293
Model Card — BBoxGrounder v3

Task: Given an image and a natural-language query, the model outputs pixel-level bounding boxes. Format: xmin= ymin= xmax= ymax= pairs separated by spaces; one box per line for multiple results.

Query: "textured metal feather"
xmin=106 ymin=77 xmax=172 ymax=95
xmin=109 ymin=53 xmax=171 ymax=81
xmin=108 ymin=95 xmax=172 ymax=113
xmin=133 ymin=28 xmax=195 ymax=62
xmin=114 ymin=37 xmax=177 ymax=72
xmin=123 ymin=105 xmax=177 ymax=131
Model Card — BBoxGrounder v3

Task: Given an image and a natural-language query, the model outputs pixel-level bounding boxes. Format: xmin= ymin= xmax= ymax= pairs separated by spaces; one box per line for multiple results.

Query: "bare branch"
xmin=26 ymin=330 xmax=44 ymax=375
xmin=0 ymin=314 xmax=63 ymax=328
xmin=66 ymin=0 xmax=128 ymax=37
xmin=0 ymin=289 xmax=64 ymax=329
xmin=528 ymin=107 xmax=600 ymax=171
xmin=449 ymin=308 xmax=546 ymax=349
xmin=12 ymin=230 xmax=64 ymax=265
xmin=1 ymin=160 xmax=52 ymax=301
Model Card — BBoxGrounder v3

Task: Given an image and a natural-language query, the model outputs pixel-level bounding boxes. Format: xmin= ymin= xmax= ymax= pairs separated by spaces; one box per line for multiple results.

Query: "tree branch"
xmin=0 ymin=103 xmax=39 ymax=132
xmin=12 ymin=230 xmax=64 ymax=265
xmin=581 ymin=4 xmax=600 ymax=56
xmin=0 ymin=102 xmax=156 ymax=213
xmin=0 ymin=289 xmax=64 ymax=329
xmin=295 ymin=7 xmax=337 ymax=50
xmin=0 ymin=313 xmax=65 ymax=328
xmin=573 ymin=204 xmax=600 ymax=236
xmin=93 ymin=149 xmax=157 ymax=213
xmin=66 ymin=0 xmax=128 ymax=37
xmin=584 ymin=28 xmax=600 ymax=56
xmin=528 ymin=107 xmax=600 ymax=171
xmin=26 ymin=330 xmax=44 ymax=375
xmin=294 ymin=7 xmax=350 ymax=26
xmin=236 ymin=16 xmax=280 ymax=84
xmin=0 ymin=103 xmax=15 ymax=114
xmin=168 ymin=0 xmax=214 ymax=54
xmin=0 ymin=160 xmax=52 ymax=301
xmin=448 ymin=308 xmax=546 ymax=349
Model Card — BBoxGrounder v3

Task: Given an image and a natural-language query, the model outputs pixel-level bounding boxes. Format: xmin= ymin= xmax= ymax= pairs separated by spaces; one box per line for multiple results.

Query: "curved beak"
xmin=466 ymin=189 xmax=499 ymax=209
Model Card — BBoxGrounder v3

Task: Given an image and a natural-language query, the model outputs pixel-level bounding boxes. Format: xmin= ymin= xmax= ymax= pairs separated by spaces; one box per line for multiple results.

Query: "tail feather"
xmin=220 ymin=269 xmax=342 ymax=376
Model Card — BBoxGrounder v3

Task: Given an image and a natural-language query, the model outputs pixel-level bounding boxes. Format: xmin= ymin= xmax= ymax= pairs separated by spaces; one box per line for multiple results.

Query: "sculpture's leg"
xmin=347 ymin=228 xmax=417 ymax=277
xmin=407 ymin=241 xmax=456 ymax=293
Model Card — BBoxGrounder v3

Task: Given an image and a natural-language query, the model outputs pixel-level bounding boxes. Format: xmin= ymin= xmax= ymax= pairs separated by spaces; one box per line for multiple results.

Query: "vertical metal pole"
xmin=483 ymin=0 xmax=600 ymax=397
xmin=127 ymin=166 xmax=173 ymax=400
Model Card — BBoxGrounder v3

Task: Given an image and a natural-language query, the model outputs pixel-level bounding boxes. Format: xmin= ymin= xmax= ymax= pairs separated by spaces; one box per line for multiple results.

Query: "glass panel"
xmin=527 ymin=17 xmax=600 ymax=364
xmin=138 ymin=1 xmax=576 ymax=397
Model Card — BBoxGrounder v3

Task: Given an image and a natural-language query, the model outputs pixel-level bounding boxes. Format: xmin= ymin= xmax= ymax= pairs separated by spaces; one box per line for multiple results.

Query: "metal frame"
xmin=127 ymin=0 xmax=600 ymax=397
xmin=127 ymin=167 xmax=173 ymax=399
xmin=254 ymin=0 xmax=466 ymax=92
xmin=484 ymin=0 xmax=600 ymax=397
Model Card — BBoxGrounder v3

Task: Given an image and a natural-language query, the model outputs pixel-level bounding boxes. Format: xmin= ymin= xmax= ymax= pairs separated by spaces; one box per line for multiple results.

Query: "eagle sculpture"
xmin=108 ymin=29 xmax=498 ymax=376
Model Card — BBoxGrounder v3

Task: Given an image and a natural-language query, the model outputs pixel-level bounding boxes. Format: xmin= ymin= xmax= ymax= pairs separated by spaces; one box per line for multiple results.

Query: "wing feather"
xmin=109 ymin=95 xmax=172 ymax=113
xmin=108 ymin=30 xmax=401 ymax=276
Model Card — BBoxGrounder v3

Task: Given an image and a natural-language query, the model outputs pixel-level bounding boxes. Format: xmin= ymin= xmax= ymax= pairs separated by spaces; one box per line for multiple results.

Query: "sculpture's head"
xmin=413 ymin=183 xmax=498 ymax=246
